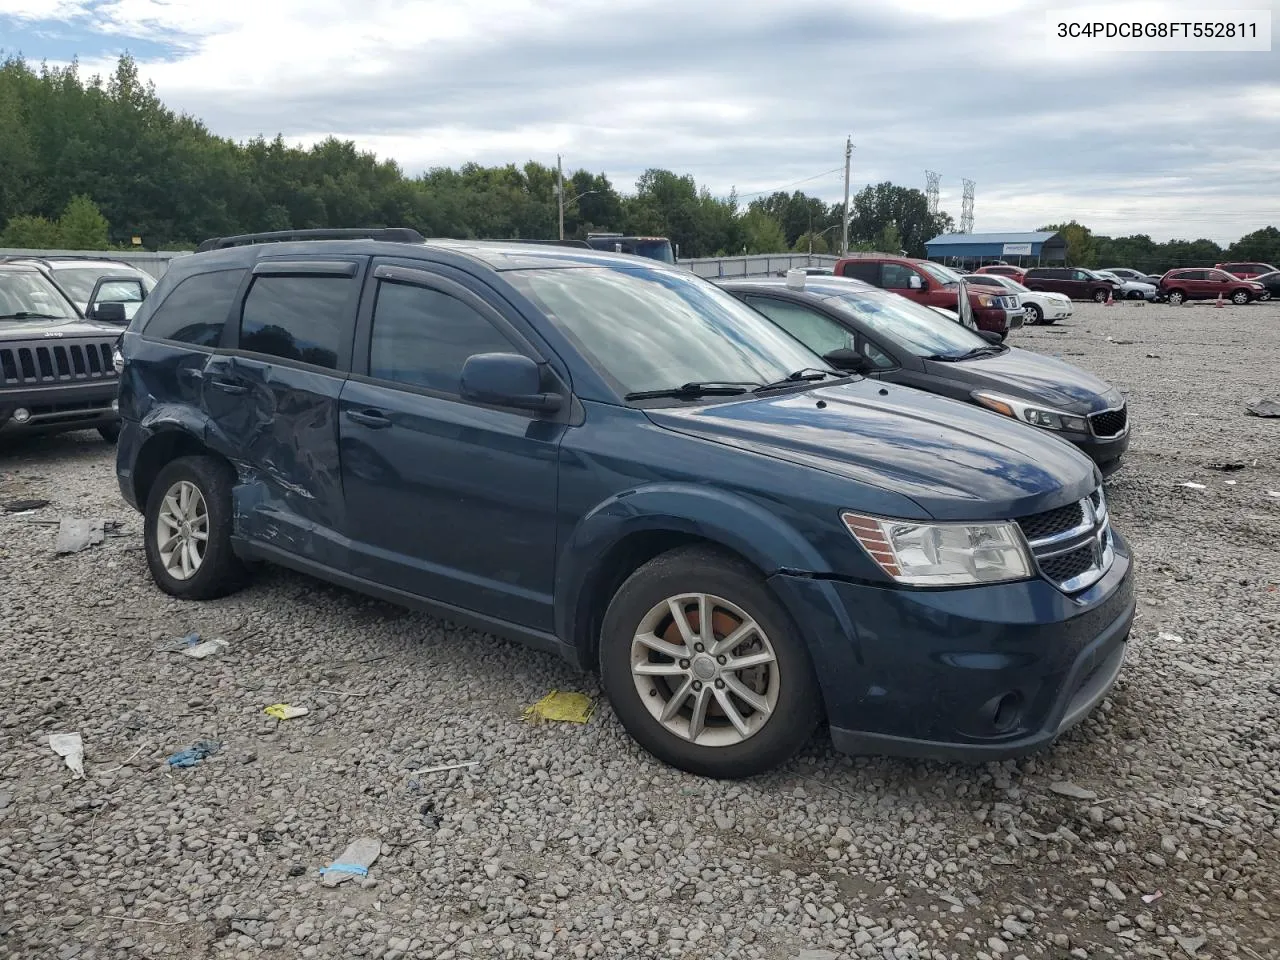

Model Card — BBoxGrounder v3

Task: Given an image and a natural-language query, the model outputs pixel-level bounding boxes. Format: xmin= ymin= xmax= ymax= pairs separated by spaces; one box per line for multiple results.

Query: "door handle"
xmin=209 ymin=377 xmax=248 ymax=395
xmin=346 ymin=409 xmax=392 ymax=429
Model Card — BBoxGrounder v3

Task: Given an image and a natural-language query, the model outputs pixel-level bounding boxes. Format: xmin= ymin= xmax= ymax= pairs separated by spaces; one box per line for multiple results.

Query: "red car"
xmin=1214 ymin=261 xmax=1277 ymax=280
xmin=1160 ymin=268 xmax=1265 ymax=305
xmin=832 ymin=255 xmax=1023 ymax=336
xmin=975 ymin=264 xmax=1027 ymax=281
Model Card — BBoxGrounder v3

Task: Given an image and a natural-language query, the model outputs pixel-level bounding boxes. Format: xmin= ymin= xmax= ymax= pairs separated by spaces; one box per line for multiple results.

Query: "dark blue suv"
xmin=115 ymin=228 xmax=1135 ymax=779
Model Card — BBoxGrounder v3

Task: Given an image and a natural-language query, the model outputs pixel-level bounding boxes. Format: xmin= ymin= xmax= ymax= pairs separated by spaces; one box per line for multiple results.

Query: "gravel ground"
xmin=1 ymin=299 xmax=1278 ymax=960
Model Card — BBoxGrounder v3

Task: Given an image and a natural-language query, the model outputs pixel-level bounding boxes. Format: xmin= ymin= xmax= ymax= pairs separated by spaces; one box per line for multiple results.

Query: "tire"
xmin=98 ymin=423 xmax=120 ymax=444
xmin=1166 ymin=290 xmax=1186 ymax=305
xmin=1231 ymin=289 xmax=1250 ymax=305
xmin=1023 ymin=303 xmax=1043 ymax=325
xmin=1092 ymin=288 xmax=1108 ymax=303
xmin=143 ymin=454 xmax=246 ymax=601
xmin=599 ymin=546 xmax=821 ymax=779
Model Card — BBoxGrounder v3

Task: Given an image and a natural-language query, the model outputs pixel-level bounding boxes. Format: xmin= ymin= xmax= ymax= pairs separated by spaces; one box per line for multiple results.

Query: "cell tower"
xmin=924 ymin=170 xmax=941 ymax=216
xmin=960 ymin=179 xmax=976 ymax=233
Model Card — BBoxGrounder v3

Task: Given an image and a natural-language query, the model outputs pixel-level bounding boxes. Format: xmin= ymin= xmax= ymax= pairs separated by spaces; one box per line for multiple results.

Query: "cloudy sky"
xmin=2 ymin=0 xmax=1276 ymax=242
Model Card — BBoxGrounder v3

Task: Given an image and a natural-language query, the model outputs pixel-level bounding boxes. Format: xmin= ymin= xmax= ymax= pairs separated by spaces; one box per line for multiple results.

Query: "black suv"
xmin=0 ymin=262 xmax=124 ymax=442
xmin=114 ymin=228 xmax=1134 ymax=778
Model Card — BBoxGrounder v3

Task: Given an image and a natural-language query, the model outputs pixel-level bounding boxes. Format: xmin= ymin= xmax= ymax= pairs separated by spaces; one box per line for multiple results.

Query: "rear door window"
xmin=141 ymin=269 xmax=246 ymax=347
xmin=239 ymin=273 xmax=357 ymax=370
xmin=881 ymin=263 xmax=917 ymax=289
xmin=743 ymin=296 xmax=856 ymax=357
xmin=840 ymin=261 xmax=880 ymax=284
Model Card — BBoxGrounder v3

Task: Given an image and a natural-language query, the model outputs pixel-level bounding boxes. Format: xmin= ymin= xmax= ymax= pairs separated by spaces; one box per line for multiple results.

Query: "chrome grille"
xmin=0 ymin=340 xmax=116 ymax=388
xmin=1090 ymin=405 xmax=1127 ymax=438
xmin=1018 ymin=487 xmax=1114 ymax=593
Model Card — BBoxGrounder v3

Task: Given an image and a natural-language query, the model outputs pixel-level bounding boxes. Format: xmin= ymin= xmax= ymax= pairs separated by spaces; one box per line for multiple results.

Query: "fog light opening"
xmin=12 ymin=407 xmax=31 ymax=424
xmin=992 ymin=691 xmax=1024 ymax=733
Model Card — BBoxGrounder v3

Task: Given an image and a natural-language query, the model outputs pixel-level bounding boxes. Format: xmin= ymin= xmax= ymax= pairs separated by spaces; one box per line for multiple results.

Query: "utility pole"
xmin=557 ymin=154 xmax=565 ymax=241
xmin=840 ymin=136 xmax=852 ymax=257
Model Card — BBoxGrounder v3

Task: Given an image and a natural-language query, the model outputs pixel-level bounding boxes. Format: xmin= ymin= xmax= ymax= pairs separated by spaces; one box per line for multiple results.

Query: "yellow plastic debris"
xmin=523 ymin=691 xmax=594 ymax=724
xmin=264 ymin=703 xmax=310 ymax=720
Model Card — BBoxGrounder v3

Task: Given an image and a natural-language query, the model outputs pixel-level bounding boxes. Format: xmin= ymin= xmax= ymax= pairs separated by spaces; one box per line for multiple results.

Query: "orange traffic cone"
xmin=1105 ymin=289 xmax=1114 ymax=306
xmin=1215 ymin=292 xmax=1224 ymax=308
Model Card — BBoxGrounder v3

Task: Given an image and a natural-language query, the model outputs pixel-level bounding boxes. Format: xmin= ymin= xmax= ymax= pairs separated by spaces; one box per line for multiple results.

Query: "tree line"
xmin=1 ymin=55 xmax=1275 ymax=271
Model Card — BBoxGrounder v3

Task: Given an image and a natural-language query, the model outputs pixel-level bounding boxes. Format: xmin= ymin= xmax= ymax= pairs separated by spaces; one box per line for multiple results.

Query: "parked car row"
xmin=103 ymin=228 xmax=1135 ymax=780
xmin=975 ymin=260 xmax=1275 ymax=304
xmin=960 ymin=273 xmax=1074 ymax=325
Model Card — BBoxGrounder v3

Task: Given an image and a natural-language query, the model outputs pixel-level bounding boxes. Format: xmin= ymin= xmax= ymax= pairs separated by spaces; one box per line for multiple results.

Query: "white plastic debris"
xmin=1049 ymin=781 xmax=1098 ymax=801
xmin=1178 ymin=482 xmax=1206 ymax=490
xmin=183 ymin=638 xmax=228 ymax=659
xmin=48 ymin=733 xmax=85 ymax=778
xmin=55 ymin=518 xmax=106 ymax=554
xmin=1157 ymin=632 xmax=1185 ymax=644
xmin=319 ymin=837 xmax=381 ymax=887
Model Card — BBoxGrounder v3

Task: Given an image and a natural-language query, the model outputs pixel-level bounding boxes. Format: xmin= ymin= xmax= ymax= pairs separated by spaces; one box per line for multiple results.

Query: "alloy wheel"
xmin=156 ymin=480 xmax=209 ymax=580
xmin=630 ymin=593 xmax=780 ymax=747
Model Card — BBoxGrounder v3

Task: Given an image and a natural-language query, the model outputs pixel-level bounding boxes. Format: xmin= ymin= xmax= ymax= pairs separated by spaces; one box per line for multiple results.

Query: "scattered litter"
xmin=1175 ymin=933 xmax=1207 ymax=956
xmin=166 ymin=740 xmax=221 ymax=768
xmin=1105 ymin=337 xmax=1136 ymax=345
xmin=48 ymin=733 xmax=85 ymax=778
xmin=3 ymin=498 xmax=49 ymax=513
xmin=523 ymin=690 xmax=595 ymax=724
xmin=1245 ymin=398 xmax=1280 ymax=418
xmin=1206 ymin=461 xmax=1246 ymax=472
xmin=406 ymin=760 xmax=479 ymax=776
xmin=1224 ymin=480 xmax=1237 ymax=486
xmin=183 ymin=638 xmax=228 ymax=659
xmin=1145 ymin=354 xmax=1161 ymax=359
xmin=1269 ymin=491 xmax=1280 ymax=499
xmin=263 ymin=703 xmax=309 ymax=721
xmin=1142 ymin=890 xmax=1164 ymax=904
xmin=155 ymin=631 xmax=202 ymax=653
xmin=1049 ymin=781 xmax=1098 ymax=801
xmin=1157 ymin=632 xmax=1185 ymax=644
xmin=319 ymin=837 xmax=380 ymax=887
xmin=99 ymin=743 xmax=147 ymax=774
xmin=55 ymin=518 xmax=105 ymax=554
xmin=1177 ymin=482 xmax=1206 ymax=490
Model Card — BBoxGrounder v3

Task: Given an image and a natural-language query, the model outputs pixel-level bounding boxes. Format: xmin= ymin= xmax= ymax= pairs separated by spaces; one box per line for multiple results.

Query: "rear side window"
xmin=744 ymin=297 xmax=855 ymax=357
xmin=840 ymin=261 xmax=880 ymax=283
xmin=368 ymin=281 xmax=515 ymax=394
xmin=881 ymin=263 xmax=916 ymax=289
xmin=142 ymin=269 xmax=245 ymax=347
xmin=239 ymin=274 xmax=355 ymax=370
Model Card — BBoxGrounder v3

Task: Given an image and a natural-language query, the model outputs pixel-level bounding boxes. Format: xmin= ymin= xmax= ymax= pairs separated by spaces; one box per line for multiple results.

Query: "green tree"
xmin=1225 ymin=226 xmax=1280 ymax=266
xmin=741 ymin=209 xmax=788 ymax=254
xmin=57 ymin=194 xmax=110 ymax=248
xmin=1038 ymin=220 xmax=1098 ymax=266
xmin=847 ymin=183 xmax=951 ymax=257
xmin=0 ymin=214 xmax=62 ymax=248
xmin=877 ymin=221 xmax=902 ymax=254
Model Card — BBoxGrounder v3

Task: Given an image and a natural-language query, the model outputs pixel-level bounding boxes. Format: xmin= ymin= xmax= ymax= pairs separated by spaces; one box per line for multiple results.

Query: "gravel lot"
xmin=2 ymin=299 xmax=1278 ymax=960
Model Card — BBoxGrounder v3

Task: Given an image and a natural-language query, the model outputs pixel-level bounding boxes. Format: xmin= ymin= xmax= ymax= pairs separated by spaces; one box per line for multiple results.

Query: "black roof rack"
xmin=501 ymin=239 xmax=593 ymax=249
xmin=195 ymin=227 xmax=426 ymax=253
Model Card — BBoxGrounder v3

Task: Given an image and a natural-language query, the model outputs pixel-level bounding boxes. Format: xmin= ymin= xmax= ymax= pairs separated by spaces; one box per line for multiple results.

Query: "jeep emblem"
xmin=42 ymin=331 xmax=64 ymax=338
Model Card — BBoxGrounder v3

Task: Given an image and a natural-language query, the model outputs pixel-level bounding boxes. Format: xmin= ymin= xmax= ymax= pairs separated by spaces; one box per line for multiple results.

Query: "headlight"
xmin=972 ymin=391 xmax=1088 ymax=433
xmin=112 ymin=344 xmax=125 ymax=373
xmin=975 ymin=293 xmax=995 ymax=307
xmin=842 ymin=512 xmax=1033 ymax=586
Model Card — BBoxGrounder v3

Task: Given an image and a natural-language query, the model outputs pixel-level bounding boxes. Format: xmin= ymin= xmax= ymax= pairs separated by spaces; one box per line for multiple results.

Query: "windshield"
xmin=632 ymin=240 xmax=676 ymax=264
xmin=0 ymin=272 xmax=79 ymax=320
xmin=515 ymin=266 xmax=824 ymax=396
xmin=824 ymin=290 xmax=990 ymax=358
xmin=918 ymin=261 xmax=963 ymax=285
xmin=54 ymin=267 xmax=151 ymax=302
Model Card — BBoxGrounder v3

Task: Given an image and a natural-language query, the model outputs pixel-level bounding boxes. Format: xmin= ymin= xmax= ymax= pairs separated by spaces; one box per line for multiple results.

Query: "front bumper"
xmin=1063 ymin=424 xmax=1129 ymax=474
xmin=973 ymin=307 xmax=1010 ymax=334
xmin=0 ymin=381 xmax=119 ymax=436
xmin=769 ymin=531 xmax=1135 ymax=761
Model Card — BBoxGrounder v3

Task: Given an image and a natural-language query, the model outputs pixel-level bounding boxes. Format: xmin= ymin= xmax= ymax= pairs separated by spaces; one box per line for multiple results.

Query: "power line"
xmin=735 ymin=167 xmax=844 ymax=201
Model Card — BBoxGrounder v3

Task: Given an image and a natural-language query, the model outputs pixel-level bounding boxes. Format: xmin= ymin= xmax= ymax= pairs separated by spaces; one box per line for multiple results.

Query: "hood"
xmin=645 ymin=379 xmax=1097 ymax=521
xmin=932 ymin=346 xmax=1120 ymax=413
xmin=0 ymin=317 xmax=122 ymax=340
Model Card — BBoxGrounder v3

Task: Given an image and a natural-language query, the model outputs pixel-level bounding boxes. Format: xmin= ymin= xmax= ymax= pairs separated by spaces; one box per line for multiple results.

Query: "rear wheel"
xmin=143 ymin=455 xmax=246 ymax=600
xmin=1166 ymin=290 xmax=1186 ymax=305
xmin=599 ymin=547 xmax=820 ymax=779
xmin=1023 ymin=303 xmax=1043 ymax=325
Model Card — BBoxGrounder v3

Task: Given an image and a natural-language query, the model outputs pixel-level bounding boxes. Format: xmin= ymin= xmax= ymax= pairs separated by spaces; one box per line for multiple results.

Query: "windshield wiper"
xmin=0 ymin=312 xmax=62 ymax=320
xmin=929 ymin=345 xmax=1003 ymax=362
xmin=624 ymin=381 xmax=758 ymax=401
xmin=753 ymin=368 xmax=839 ymax=393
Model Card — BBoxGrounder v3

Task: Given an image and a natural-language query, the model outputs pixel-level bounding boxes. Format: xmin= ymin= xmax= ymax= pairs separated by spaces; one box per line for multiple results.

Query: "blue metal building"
xmin=924 ymin=231 xmax=1065 ymax=268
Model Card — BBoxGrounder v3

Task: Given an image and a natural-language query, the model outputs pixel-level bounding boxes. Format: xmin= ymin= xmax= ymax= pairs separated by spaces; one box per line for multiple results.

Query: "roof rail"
xmin=195 ymin=227 xmax=426 ymax=253
xmin=502 ymin=238 xmax=593 ymax=249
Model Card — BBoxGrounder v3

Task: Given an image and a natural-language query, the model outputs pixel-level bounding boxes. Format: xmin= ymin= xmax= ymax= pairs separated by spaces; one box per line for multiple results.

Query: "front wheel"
xmin=1166 ymin=290 xmax=1186 ymax=305
xmin=143 ymin=455 xmax=246 ymax=600
xmin=1023 ymin=303 xmax=1043 ymax=325
xmin=1093 ymin=288 xmax=1109 ymax=303
xmin=1231 ymin=290 xmax=1250 ymax=305
xmin=599 ymin=547 xmax=821 ymax=779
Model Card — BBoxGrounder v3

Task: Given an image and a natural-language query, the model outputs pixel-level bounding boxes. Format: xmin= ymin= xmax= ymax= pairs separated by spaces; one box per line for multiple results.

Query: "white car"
xmin=961 ymin=273 xmax=1073 ymax=326
xmin=4 ymin=256 xmax=157 ymax=320
xmin=1093 ymin=270 xmax=1158 ymax=301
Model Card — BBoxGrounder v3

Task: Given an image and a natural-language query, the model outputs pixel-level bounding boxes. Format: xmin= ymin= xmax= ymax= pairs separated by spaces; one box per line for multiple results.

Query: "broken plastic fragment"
xmin=183 ymin=638 xmax=228 ymax=659
xmin=319 ymin=837 xmax=380 ymax=887
xmin=167 ymin=740 xmax=221 ymax=768
xmin=1142 ymin=890 xmax=1164 ymax=904
xmin=263 ymin=704 xmax=309 ymax=720
xmin=523 ymin=691 xmax=595 ymax=724
xmin=48 ymin=733 xmax=85 ymax=778
xmin=1177 ymin=482 xmax=1206 ymax=490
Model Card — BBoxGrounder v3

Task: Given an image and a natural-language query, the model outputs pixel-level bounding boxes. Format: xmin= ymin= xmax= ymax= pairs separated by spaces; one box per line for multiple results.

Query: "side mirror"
xmin=977 ymin=330 xmax=1003 ymax=345
xmin=460 ymin=352 xmax=562 ymax=413
xmin=822 ymin=348 xmax=875 ymax=375
xmin=90 ymin=301 xmax=128 ymax=324
xmin=907 ymin=275 xmax=924 ymax=290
